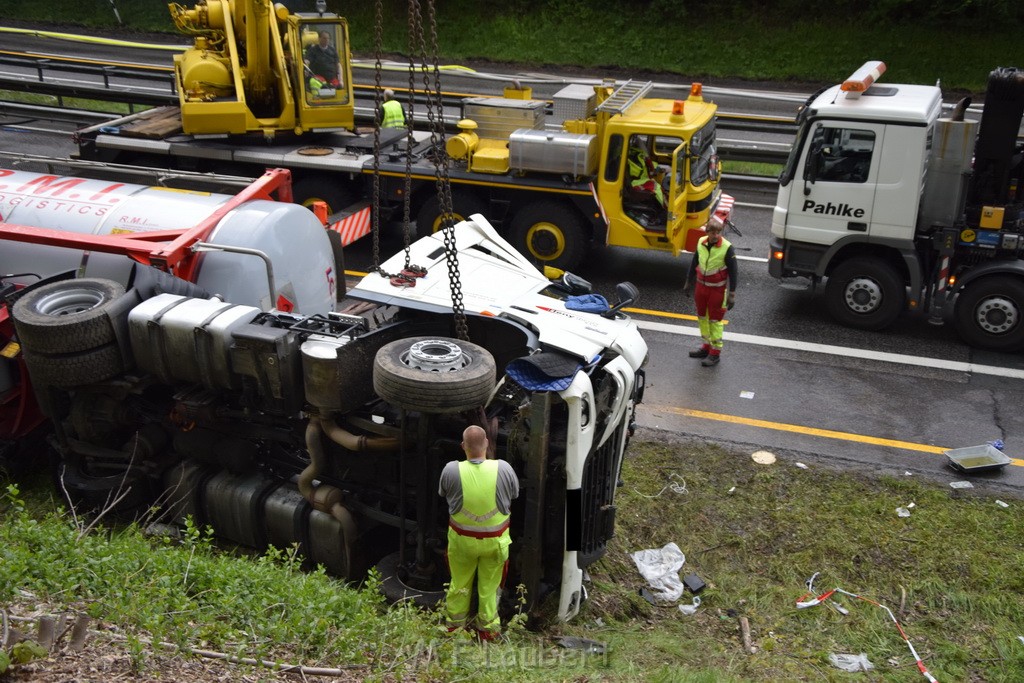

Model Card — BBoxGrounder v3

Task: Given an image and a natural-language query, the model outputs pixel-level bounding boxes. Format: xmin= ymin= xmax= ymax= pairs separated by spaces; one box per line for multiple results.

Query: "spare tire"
xmin=373 ymin=336 xmax=496 ymax=414
xmin=13 ymin=278 xmax=126 ymax=355
xmin=23 ymin=343 xmax=126 ymax=389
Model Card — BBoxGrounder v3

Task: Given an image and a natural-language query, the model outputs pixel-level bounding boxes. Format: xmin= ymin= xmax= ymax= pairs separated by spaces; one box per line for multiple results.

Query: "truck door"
xmin=783 ymin=122 xmax=885 ymax=246
xmin=665 ymin=140 xmax=688 ymax=246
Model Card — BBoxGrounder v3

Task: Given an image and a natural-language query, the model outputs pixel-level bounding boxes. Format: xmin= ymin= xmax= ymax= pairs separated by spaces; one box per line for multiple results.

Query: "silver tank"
xmin=0 ymin=169 xmax=336 ymax=314
xmin=509 ymin=128 xmax=598 ymax=176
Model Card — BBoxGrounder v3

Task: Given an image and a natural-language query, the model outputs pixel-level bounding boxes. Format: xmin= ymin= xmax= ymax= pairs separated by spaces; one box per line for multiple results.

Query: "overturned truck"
xmin=1 ymin=168 xmax=648 ymax=621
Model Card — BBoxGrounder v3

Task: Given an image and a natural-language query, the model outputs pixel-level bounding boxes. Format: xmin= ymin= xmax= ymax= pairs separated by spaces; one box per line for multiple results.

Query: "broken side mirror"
xmin=601 ymin=281 xmax=640 ymax=318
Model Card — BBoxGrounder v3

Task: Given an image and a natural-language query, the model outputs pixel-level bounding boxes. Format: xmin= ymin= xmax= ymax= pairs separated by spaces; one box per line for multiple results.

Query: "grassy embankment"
xmin=3 ymin=441 xmax=1024 ymax=681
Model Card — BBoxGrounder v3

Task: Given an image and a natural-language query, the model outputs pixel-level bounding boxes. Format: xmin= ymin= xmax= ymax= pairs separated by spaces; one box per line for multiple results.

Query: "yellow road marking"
xmin=649 ymin=405 xmax=1024 ymax=467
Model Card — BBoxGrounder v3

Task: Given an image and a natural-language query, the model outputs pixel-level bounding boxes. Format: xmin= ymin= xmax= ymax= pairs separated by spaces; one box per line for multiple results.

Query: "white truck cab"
xmin=770 ymin=62 xmax=1024 ymax=348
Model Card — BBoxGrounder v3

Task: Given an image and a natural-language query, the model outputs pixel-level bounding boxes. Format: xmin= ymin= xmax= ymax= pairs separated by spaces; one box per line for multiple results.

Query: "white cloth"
xmin=630 ymin=541 xmax=686 ymax=602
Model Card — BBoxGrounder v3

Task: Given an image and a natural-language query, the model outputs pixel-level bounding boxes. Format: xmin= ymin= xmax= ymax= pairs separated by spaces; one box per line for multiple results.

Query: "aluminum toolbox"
xmin=509 ymin=128 xmax=598 ymax=176
xmin=462 ymin=97 xmax=546 ymax=138
xmin=944 ymin=444 xmax=1011 ymax=473
xmin=551 ymin=83 xmax=597 ymax=127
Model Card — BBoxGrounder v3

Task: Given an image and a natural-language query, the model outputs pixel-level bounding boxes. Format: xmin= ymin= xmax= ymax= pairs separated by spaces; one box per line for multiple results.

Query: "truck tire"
xmin=373 ymin=336 xmax=495 ymax=414
xmin=375 ymin=551 xmax=446 ymax=608
xmin=415 ymin=192 xmax=486 ymax=238
xmin=824 ymin=258 xmax=904 ymax=330
xmin=953 ymin=276 xmax=1024 ymax=351
xmin=293 ymin=177 xmax=355 ymax=215
xmin=510 ymin=201 xmax=586 ymax=272
xmin=12 ymin=278 xmax=126 ymax=355
xmin=23 ymin=343 xmax=126 ymax=389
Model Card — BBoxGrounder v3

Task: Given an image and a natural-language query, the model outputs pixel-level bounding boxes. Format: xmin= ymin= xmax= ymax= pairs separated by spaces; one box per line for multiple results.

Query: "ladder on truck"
xmin=596 ymin=80 xmax=654 ymax=115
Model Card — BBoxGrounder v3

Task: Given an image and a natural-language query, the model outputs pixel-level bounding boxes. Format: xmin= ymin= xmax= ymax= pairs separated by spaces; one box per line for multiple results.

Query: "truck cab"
xmin=596 ymin=82 xmax=723 ymax=257
xmin=770 ymin=61 xmax=1024 ymax=349
xmin=171 ymin=1 xmax=354 ymax=137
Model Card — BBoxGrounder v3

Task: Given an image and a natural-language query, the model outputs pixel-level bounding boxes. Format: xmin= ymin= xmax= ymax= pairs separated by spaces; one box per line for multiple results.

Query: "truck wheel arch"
xmin=292 ymin=176 xmax=356 ymax=215
xmin=819 ymin=239 xmax=921 ymax=295
xmin=415 ymin=191 xmax=487 ymax=238
xmin=509 ymin=200 xmax=588 ymax=272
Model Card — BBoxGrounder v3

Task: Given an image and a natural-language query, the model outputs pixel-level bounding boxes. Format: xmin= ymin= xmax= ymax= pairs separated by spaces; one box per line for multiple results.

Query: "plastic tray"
xmin=944 ymin=444 xmax=1011 ymax=473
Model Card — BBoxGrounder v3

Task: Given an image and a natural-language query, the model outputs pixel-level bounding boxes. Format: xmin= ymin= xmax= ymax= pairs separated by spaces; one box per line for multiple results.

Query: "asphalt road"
xmin=3 ymin=24 xmax=1024 ymax=496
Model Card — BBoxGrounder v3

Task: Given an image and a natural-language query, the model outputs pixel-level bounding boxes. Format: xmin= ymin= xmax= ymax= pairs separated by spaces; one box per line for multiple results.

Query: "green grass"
xmin=4 ymin=439 xmax=1023 ymax=681
xmin=3 ymin=2 xmax=1018 ymax=93
xmin=723 ymin=161 xmax=782 ymax=178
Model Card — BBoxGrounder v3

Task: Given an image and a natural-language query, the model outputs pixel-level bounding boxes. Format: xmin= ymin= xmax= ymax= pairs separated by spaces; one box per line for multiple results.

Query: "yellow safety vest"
xmin=696 ymin=235 xmax=733 ymax=286
xmin=449 ymin=460 xmax=510 ymax=538
xmin=628 ymin=151 xmax=665 ymax=205
xmin=382 ymin=100 xmax=405 ymax=128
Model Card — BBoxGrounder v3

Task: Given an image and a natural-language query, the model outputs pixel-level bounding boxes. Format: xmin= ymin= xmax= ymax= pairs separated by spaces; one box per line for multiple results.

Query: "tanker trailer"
xmin=0 ymin=167 xmax=338 ymax=314
xmin=0 ymin=167 xmax=338 ymax=463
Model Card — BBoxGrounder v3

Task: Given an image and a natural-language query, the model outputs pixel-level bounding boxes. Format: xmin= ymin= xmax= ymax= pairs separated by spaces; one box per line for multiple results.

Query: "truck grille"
xmin=576 ymin=421 xmax=625 ymax=566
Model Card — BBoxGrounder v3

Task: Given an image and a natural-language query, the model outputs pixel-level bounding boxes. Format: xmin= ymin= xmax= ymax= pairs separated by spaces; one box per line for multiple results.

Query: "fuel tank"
xmin=0 ymin=169 xmax=336 ymax=314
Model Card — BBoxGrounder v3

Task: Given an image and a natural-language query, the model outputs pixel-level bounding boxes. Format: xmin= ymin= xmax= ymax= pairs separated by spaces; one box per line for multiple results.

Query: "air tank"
xmin=0 ymin=168 xmax=336 ymax=315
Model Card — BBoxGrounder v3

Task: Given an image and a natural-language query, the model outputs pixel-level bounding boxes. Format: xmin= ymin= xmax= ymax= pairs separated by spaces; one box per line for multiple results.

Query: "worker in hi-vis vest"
xmin=627 ymin=139 xmax=666 ymax=208
xmin=683 ymin=215 xmax=738 ymax=366
xmin=381 ymin=89 xmax=406 ymax=128
xmin=438 ymin=425 xmax=519 ymax=640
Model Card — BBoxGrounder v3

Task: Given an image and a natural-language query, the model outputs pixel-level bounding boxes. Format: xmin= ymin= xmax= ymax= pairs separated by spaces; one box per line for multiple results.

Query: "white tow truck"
xmin=769 ymin=62 xmax=1024 ymax=349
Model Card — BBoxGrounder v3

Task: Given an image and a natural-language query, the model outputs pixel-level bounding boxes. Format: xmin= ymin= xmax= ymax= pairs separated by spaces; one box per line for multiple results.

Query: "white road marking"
xmin=635 ymin=319 xmax=1024 ymax=380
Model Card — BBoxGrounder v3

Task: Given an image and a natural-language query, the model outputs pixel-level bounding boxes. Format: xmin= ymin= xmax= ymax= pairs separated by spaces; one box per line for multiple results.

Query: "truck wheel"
xmin=954 ymin=276 xmax=1024 ymax=351
xmin=293 ymin=177 xmax=355 ymax=215
xmin=415 ymin=192 xmax=486 ymax=238
xmin=510 ymin=201 xmax=586 ymax=272
xmin=824 ymin=258 xmax=904 ymax=330
xmin=23 ymin=343 xmax=126 ymax=389
xmin=375 ymin=551 xmax=446 ymax=609
xmin=373 ymin=336 xmax=496 ymax=414
xmin=12 ymin=278 xmax=126 ymax=355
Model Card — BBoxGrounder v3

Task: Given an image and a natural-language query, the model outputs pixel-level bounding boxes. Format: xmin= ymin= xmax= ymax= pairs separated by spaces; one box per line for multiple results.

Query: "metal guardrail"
xmin=0 ymin=53 xmax=796 ymax=165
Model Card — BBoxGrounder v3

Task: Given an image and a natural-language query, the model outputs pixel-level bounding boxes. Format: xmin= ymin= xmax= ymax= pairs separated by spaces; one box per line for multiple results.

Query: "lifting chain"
xmin=418 ymin=0 xmax=468 ymax=341
xmin=400 ymin=1 xmax=420 ymax=269
xmin=369 ymin=0 xmax=384 ymax=272
xmin=367 ymin=0 xmax=468 ymax=337
xmin=370 ymin=0 xmax=423 ymax=286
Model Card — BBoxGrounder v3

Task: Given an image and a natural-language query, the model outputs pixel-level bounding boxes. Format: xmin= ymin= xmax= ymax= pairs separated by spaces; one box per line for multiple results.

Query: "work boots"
xmin=688 ymin=345 xmax=710 ymax=359
xmin=701 ymin=352 xmax=721 ymax=367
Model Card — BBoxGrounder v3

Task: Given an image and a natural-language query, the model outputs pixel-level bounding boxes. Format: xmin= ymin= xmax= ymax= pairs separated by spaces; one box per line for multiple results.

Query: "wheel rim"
xmin=404 ymin=339 xmax=469 ymax=372
xmin=974 ymin=295 xmax=1019 ymax=335
xmin=524 ymin=222 xmax=565 ymax=260
xmin=36 ymin=289 xmax=106 ymax=317
xmin=843 ymin=276 xmax=882 ymax=314
xmin=430 ymin=212 xmax=466 ymax=234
